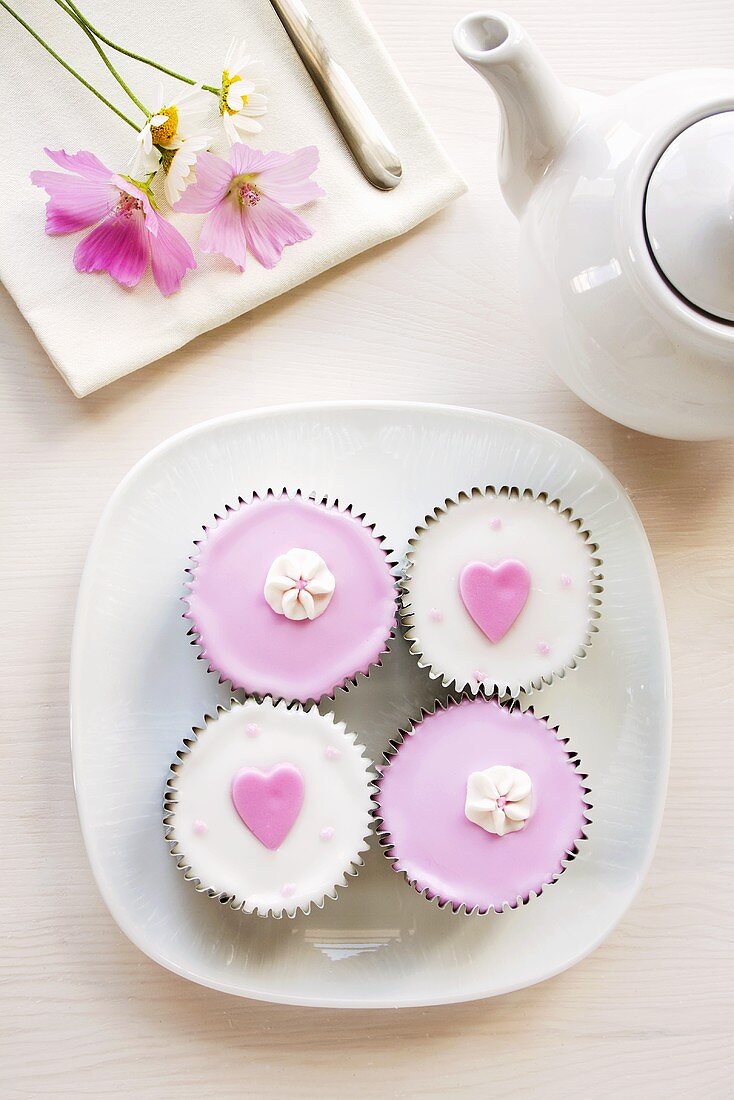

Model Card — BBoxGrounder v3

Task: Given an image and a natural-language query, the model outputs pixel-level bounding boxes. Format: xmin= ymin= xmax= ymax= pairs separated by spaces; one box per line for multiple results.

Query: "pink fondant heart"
xmin=459 ymin=559 xmax=531 ymax=643
xmin=231 ymin=764 xmax=304 ymax=850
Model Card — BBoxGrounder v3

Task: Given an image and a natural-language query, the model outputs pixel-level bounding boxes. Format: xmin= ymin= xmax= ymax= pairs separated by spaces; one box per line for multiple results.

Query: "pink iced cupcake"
xmin=184 ymin=491 xmax=398 ymax=702
xmin=375 ymin=697 xmax=591 ymax=914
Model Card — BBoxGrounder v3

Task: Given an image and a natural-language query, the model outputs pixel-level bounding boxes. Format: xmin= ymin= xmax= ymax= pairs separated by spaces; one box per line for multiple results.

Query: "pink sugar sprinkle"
xmin=428 ymin=607 xmax=443 ymax=622
xmin=325 ymin=746 xmax=340 ymax=760
xmin=320 ymin=827 xmax=335 ymax=841
xmin=490 ymin=517 xmax=502 ymax=531
xmin=281 ymin=883 xmax=296 ymax=898
xmin=246 ymin=723 xmax=259 ymax=738
xmin=561 ymin=574 xmax=572 ymax=588
xmin=537 ymin=641 xmax=551 ymax=655
xmin=193 ymin=820 xmax=208 ymax=836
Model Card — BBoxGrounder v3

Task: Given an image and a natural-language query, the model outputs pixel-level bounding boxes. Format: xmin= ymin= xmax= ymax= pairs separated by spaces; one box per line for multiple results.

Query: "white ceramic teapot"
xmin=454 ymin=10 xmax=734 ymax=440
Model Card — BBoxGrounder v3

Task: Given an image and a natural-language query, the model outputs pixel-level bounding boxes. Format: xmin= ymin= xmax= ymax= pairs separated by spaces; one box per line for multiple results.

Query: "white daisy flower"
xmin=130 ymin=82 xmax=213 ymax=178
xmin=161 ymin=133 xmax=213 ymax=206
xmin=219 ymin=38 xmax=268 ymax=144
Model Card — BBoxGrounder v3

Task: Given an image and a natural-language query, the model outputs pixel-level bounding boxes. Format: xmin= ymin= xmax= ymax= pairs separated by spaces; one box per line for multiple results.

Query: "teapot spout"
xmin=454 ymin=11 xmax=578 ymax=216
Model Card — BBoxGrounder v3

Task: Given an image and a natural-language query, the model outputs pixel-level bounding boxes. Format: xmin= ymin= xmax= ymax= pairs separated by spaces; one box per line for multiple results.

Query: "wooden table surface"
xmin=2 ymin=0 xmax=732 ymax=1095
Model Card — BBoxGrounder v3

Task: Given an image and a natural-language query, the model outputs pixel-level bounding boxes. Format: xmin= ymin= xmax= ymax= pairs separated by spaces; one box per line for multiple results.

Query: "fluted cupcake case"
xmin=164 ymin=697 xmax=375 ymax=918
xmin=373 ymin=695 xmax=592 ymax=915
xmin=183 ymin=489 xmax=400 ymax=705
xmin=400 ymin=486 xmax=604 ymax=698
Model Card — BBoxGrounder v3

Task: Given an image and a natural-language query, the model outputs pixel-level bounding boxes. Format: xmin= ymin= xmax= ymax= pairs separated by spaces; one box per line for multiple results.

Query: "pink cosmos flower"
xmin=31 ymin=148 xmax=196 ymax=296
xmin=174 ymin=143 xmax=323 ymax=271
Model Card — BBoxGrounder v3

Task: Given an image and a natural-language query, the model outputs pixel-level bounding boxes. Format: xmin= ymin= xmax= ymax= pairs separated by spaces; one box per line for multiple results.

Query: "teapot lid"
xmin=644 ymin=112 xmax=734 ymax=324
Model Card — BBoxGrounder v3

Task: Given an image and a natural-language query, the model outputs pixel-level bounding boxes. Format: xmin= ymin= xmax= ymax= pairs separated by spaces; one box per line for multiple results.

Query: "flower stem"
xmin=0 ymin=0 xmax=139 ymax=130
xmin=51 ymin=0 xmax=150 ymax=115
xmin=57 ymin=0 xmax=220 ymax=96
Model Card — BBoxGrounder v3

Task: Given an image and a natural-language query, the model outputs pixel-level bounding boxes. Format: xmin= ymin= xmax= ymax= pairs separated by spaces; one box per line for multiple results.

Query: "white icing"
xmin=167 ymin=698 xmax=373 ymax=917
xmin=263 ymin=547 xmax=335 ymax=621
xmin=405 ymin=493 xmax=596 ymax=692
xmin=465 ymin=765 xmax=534 ymax=836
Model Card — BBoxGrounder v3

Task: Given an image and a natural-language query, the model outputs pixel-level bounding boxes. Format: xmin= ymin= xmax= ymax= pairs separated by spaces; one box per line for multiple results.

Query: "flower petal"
xmin=492 ymin=809 xmax=507 ymax=837
xmin=267 ymin=574 xmax=296 ymax=593
xmin=174 ymin=151 xmax=233 ymax=213
xmin=30 ymin=169 xmax=117 ymax=235
xmin=147 ymin=212 xmax=196 ymax=296
xmin=504 ymin=800 xmax=532 ymax=822
xmin=254 ymin=146 xmax=322 ymax=204
xmin=128 ymin=141 xmax=162 ymax=179
xmin=299 ymin=589 xmax=316 ymax=619
xmin=229 ymin=142 xmax=272 ymax=176
xmin=199 ymin=195 xmax=247 ymax=271
xmin=42 ymin=147 xmax=114 ymax=182
xmin=242 ymin=193 xmax=313 ymax=268
xmin=231 ymin=114 xmax=263 ymax=136
xmin=282 ymin=588 xmax=307 ymax=620
xmin=73 ymin=207 xmax=148 ymax=289
xmin=506 ymin=771 xmax=532 ymax=801
xmin=269 ymin=553 xmax=301 ymax=582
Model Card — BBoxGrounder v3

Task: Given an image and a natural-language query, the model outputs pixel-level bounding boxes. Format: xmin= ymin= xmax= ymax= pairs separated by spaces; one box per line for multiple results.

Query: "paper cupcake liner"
xmin=400 ymin=485 xmax=604 ymax=698
xmin=372 ymin=691 xmax=593 ymax=916
xmin=182 ymin=488 xmax=401 ymax=705
xmin=164 ymin=697 xmax=376 ymax=919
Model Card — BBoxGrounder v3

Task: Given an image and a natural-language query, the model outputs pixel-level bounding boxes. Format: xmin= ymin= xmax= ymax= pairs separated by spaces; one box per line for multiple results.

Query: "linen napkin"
xmin=0 ymin=0 xmax=465 ymax=396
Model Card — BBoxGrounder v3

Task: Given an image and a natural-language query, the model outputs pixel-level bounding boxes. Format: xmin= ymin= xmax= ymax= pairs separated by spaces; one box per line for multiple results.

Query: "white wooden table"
xmin=2 ymin=1 xmax=732 ymax=1095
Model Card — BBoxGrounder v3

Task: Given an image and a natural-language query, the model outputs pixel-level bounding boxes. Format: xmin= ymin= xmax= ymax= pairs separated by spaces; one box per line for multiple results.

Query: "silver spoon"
xmin=269 ymin=0 xmax=403 ymax=190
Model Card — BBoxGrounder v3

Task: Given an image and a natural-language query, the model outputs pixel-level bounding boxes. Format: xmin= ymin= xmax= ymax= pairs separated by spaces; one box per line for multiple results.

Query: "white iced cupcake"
xmin=164 ymin=698 xmax=374 ymax=917
xmin=401 ymin=487 xmax=602 ymax=696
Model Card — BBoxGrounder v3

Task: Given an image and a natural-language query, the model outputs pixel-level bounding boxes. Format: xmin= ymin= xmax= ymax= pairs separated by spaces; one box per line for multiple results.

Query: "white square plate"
xmin=71 ymin=402 xmax=671 ymax=1008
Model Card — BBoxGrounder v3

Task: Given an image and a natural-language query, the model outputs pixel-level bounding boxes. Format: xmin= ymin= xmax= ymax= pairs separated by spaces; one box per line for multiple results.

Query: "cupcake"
xmin=184 ymin=491 xmax=397 ymax=702
xmin=164 ymin=697 xmax=374 ymax=917
xmin=374 ymin=697 xmax=591 ymax=914
xmin=401 ymin=487 xmax=602 ymax=696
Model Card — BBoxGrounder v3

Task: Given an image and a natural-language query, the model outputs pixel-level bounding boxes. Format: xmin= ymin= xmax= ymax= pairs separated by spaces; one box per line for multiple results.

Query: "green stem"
xmin=0 ymin=0 xmax=139 ymax=130
xmin=51 ymin=0 xmax=149 ymax=115
xmin=59 ymin=0 xmax=220 ymax=96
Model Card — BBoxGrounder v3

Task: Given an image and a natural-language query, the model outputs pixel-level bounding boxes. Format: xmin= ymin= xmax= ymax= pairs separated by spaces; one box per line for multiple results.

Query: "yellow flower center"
xmin=220 ymin=70 xmax=248 ymax=116
xmin=232 ymin=175 xmax=261 ymax=207
xmin=150 ymin=105 xmax=179 ymax=146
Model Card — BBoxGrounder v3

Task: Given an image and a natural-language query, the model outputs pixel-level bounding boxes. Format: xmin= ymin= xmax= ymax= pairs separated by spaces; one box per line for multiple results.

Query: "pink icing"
xmin=186 ymin=495 xmax=396 ymax=701
xmin=459 ymin=559 xmax=531 ymax=643
xmin=231 ymin=763 xmax=304 ymax=850
xmin=377 ymin=699 xmax=588 ymax=913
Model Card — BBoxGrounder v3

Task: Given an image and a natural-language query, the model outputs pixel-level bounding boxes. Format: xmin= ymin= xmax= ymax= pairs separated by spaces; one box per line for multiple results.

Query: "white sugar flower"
xmin=264 ymin=548 xmax=336 ymax=621
xmin=218 ymin=38 xmax=268 ymax=143
xmin=465 ymin=765 xmax=534 ymax=837
xmin=130 ymin=82 xmax=213 ymax=177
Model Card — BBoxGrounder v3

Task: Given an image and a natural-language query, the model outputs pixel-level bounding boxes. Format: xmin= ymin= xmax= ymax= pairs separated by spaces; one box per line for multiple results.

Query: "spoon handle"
xmin=268 ymin=0 xmax=403 ymax=190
